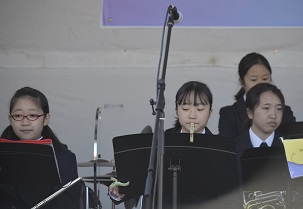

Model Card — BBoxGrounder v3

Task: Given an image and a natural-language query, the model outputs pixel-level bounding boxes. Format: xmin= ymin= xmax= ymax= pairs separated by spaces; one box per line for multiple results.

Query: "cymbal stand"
xmin=93 ymin=105 xmax=102 ymax=209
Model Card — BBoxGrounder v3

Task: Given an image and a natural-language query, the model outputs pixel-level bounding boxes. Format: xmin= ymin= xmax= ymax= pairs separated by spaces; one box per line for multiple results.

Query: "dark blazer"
xmin=235 ymin=130 xmax=284 ymax=182
xmin=235 ymin=130 xmax=283 ymax=161
xmin=219 ymin=98 xmax=296 ymax=139
xmin=56 ymin=148 xmax=78 ymax=184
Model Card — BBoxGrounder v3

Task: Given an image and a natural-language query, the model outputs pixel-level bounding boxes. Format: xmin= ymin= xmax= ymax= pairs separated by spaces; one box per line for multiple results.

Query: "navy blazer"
xmin=219 ymin=98 xmax=296 ymax=139
xmin=56 ymin=148 xmax=78 ymax=184
xmin=235 ymin=130 xmax=283 ymax=161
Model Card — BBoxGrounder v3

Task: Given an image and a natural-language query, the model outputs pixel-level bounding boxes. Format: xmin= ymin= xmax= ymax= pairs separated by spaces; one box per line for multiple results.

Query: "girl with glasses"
xmin=0 ymin=87 xmax=81 ymax=209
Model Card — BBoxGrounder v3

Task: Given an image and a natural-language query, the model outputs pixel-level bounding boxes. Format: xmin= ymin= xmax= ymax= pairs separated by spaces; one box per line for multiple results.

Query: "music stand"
xmin=240 ymin=147 xmax=296 ymax=208
xmin=240 ymin=147 xmax=290 ymax=191
xmin=0 ymin=139 xmax=61 ymax=185
xmin=278 ymin=121 xmax=303 ymax=138
xmin=112 ymin=133 xmax=240 ymax=207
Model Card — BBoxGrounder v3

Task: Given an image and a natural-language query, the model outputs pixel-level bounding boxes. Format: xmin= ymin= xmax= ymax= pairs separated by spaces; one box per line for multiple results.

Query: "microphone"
xmin=168 ymin=5 xmax=183 ymax=24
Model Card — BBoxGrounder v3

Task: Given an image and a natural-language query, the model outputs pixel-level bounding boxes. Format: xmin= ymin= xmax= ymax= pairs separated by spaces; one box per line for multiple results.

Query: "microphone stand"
xmin=142 ymin=6 xmax=176 ymax=209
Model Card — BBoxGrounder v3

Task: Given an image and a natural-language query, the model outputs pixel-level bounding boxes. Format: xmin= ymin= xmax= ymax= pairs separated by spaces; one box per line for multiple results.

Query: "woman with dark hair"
xmin=235 ymin=83 xmax=302 ymax=209
xmin=218 ymin=52 xmax=296 ymax=139
xmin=166 ymin=81 xmax=241 ymax=208
xmin=166 ymin=80 xmax=213 ymax=134
xmin=0 ymin=87 xmax=81 ymax=209
xmin=110 ymin=81 xmax=242 ymax=209
xmin=236 ymin=83 xmax=285 ymax=158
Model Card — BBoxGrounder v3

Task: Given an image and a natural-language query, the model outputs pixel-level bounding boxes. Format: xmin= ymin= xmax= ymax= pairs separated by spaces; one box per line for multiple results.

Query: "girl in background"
xmin=219 ymin=52 xmax=295 ymax=139
xmin=235 ymin=83 xmax=285 ymax=157
xmin=235 ymin=83 xmax=302 ymax=209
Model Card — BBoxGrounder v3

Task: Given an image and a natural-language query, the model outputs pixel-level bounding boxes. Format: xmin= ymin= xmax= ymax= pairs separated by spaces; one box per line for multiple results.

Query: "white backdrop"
xmin=1 ymin=0 xmax=303 ymax=208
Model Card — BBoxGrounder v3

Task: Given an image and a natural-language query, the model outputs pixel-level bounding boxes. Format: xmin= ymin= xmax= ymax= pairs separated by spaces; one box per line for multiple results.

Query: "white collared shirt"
xmin=249 ymin=127 xmax=274 ymax=148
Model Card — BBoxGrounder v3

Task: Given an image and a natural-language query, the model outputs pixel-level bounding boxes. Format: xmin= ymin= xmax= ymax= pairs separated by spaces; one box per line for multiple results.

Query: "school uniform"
xmin=218 ymin=97 xmax=296 ymax=139
xmin=235 ymin=128 xmax=283 ymax=160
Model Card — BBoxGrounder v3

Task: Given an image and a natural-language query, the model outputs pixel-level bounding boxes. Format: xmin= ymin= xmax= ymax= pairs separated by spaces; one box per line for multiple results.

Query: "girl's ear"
xmin=239 ymin=78 xmax=244 ymax=86
xmin=247 ymin=108 xmax=253 ymax=120
xmin=8 ymin=115 xmax=12 ymax=124
xmin=43 ymin=113 xmax=50 ymax=126
xmin=208 ymin=108 xmax=213 ymax=119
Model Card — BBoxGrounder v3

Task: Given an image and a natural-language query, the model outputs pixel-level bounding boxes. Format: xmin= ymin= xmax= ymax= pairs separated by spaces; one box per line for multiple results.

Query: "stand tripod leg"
xmin=172 ymin=171 xmax=178 ymax=209
xmin=86 ymin=186 xmax=89 ymax=209
xmin=168 ymin=160 xmax=181 ymax=209
xmin=112 ymin=201 xmax=115 ymax=209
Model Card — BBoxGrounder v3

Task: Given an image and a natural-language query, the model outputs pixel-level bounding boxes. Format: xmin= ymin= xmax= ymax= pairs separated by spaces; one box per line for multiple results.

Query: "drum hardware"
xmin=90 ymin=105 xmax=102 ymax=209
xmin=83 ymin=172 xmax=117 ymax=186
xmin=77 ymin=159 xmax=115 ymax=167
xmin=89 ymin=105 xmax=121 ymax=209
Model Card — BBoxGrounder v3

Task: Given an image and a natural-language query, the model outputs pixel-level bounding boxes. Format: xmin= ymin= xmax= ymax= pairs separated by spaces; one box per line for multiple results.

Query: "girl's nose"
xmin=21 ymin=117 xmax=31 ymax=125
xmin=269 ymin=108 xmax=277 ymax=119
xmin=188 ymin=109 xmax=197 ymax=119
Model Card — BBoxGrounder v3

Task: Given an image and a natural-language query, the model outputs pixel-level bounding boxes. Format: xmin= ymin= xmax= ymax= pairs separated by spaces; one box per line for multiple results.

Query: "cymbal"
xmin=82 ymin=172 xmax=117 ymax=186
xmin=77 ymin=159 xmax=115 ymax=167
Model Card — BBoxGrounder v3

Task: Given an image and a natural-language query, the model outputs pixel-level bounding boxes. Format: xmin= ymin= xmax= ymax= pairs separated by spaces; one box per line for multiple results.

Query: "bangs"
xmin=175 ymin=81 xmax=213 ymax=109
xmin=178 ymin=90 xmax=209 ymax=106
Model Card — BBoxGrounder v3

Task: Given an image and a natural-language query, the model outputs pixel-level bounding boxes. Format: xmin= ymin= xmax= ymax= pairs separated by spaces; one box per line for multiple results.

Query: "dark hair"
xmin=173 ymin=81 xmax=213 ymax=131
xmin=235 ymin=52 xmax=272 ymax=101
xmin=1 ymin=87 xmax=67 ymax=151
xmin=245 ymin=83 xmax=285 ymax=127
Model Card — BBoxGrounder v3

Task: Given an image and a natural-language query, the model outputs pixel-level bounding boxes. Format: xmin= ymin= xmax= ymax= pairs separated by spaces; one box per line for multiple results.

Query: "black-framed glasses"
xmin=10 ymin=114 xmax=45 ymax=121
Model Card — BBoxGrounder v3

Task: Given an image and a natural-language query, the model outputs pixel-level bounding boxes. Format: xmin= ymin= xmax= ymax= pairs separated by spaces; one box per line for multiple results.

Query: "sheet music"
xmin=282 ymin=138 xmax=303 ymax=179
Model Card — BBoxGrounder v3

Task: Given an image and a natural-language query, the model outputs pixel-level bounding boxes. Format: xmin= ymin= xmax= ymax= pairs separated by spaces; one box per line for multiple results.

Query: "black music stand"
xmin=113 ymin=133 xmax=240 ymax=208
xmin=0 ymin=140 xmax=61 ymax=185
xmin=0 ymin=140 xmax=87 ymax=209
xmin=278 ymin=121 xmax=303 ymax=138
xmin=240 ymin=147 xmax=296 ymax=208
xmin=240 ymin=147 xmax=290 ymax=191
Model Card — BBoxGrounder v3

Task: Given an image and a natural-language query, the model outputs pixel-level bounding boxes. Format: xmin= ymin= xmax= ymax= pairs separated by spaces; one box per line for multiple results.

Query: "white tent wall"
xmin=1 ymin=0 xmax=303 ymax=208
